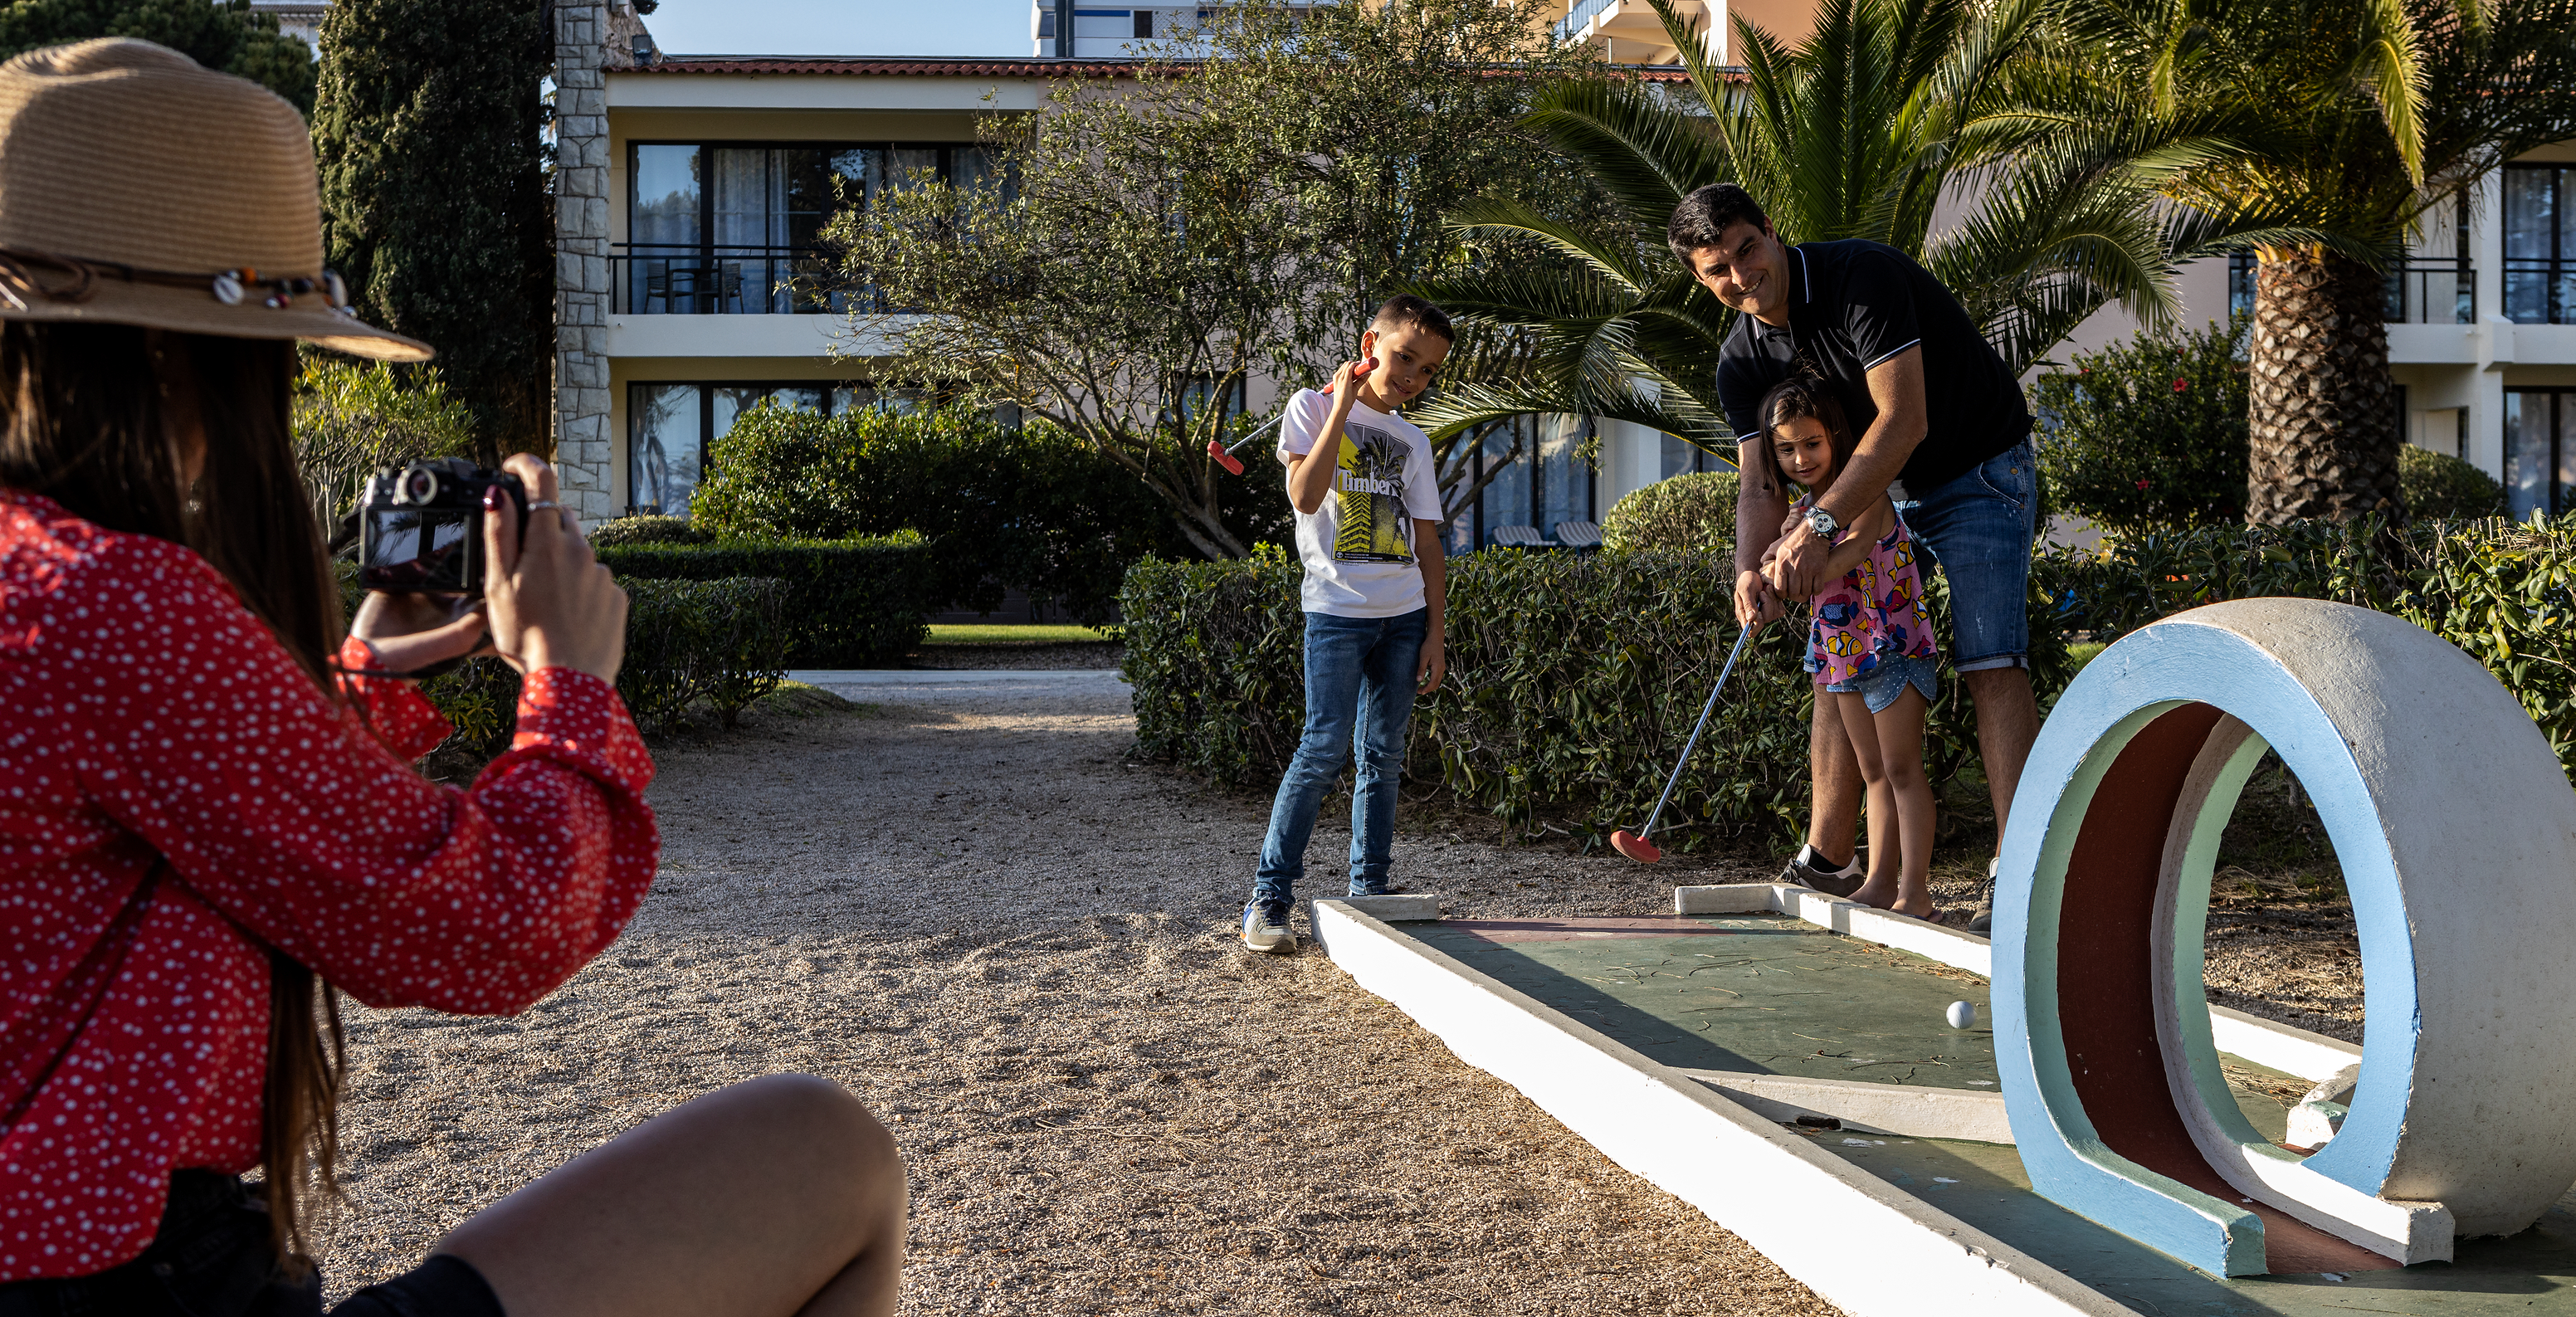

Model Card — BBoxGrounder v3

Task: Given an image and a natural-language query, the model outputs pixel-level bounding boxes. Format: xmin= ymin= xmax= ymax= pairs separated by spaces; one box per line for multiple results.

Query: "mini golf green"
xmin=1399 ymin=913 xmax=2576 ymax=1315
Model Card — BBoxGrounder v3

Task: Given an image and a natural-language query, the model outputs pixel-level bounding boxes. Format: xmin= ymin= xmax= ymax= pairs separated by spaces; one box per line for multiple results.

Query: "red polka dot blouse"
xmin=0 ymin=490 xmax=659 ymax=1281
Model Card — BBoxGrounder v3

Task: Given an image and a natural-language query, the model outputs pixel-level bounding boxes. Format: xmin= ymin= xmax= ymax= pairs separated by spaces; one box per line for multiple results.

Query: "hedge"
xmin=1121 ymin=545 xmax=2042 ymax=850
xmin=1123 ymin=513 xmax=2576 ymax=851
xmin=1600 ymin=471 xmax=1739 ymax=552
xmin=595 ymin=534 xmax=936 ymax=667
xmin=343 ymin=572 xmax=803 ymax=764
xmin=687 ymin=402 xmax=1195 ymax=624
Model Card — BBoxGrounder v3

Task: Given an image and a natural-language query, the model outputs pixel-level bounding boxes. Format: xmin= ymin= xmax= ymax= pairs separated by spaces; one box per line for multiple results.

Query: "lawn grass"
xmin=923 ymin=623 xmax=1114 ymax=646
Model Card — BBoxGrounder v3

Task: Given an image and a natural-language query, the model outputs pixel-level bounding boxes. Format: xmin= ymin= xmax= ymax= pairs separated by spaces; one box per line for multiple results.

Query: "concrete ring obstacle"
xmin=1990 ymin=598 xmax=2576 ymax=1277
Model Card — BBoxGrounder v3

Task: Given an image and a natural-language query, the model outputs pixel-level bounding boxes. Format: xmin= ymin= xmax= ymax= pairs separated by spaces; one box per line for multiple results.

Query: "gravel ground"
xmin=315 ymin=673 xmax=1834 ymax=1315
xmin=313 ymin=672 xmax=2364 ymax=1310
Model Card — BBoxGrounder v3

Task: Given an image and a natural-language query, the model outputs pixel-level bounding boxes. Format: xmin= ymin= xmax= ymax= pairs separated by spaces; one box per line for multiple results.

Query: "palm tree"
xmin=1408 ymin=0 xmax=2197 ymax=454
xmin=2065 ymin=0 xmax=2576 ymax=523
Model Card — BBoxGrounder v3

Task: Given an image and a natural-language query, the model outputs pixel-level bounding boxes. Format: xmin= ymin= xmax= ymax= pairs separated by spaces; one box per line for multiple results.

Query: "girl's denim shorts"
xmin=1825 ymin=652 xmax=1941 ymax=714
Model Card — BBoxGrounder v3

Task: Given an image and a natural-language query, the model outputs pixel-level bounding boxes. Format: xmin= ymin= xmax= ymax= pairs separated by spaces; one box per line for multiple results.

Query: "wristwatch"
xmin=1805 ymin=505 xmax=1840 ymax=539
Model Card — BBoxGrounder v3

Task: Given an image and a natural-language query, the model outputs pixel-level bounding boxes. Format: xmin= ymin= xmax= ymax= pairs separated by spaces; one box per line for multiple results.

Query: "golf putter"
xmin=1204 ymin=358 xmax=1375 ymax=475
xmin=1611 ymin=623 xmax=1758 ymax=863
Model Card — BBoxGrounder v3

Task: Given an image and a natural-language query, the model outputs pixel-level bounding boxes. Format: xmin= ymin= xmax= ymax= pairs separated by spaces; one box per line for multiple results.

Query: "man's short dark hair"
xmin=1370 ymin=293 xmax=1455 ymax=344
xmin=1667 ymin=183 xmax=1771 ymax=261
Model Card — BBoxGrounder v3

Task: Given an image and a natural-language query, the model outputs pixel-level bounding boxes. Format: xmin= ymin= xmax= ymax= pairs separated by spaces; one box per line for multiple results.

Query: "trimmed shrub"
xmin=596 ymin=535 xmax=936 ymax=668
xmin=1125 ymin=513 xmax=2576 ymax=848
xmin=2032 ymin=317 xmax=2251 ymax=533
xmin=2399 ymin=446 xmax=2505 ymax=519
xmin=691 ymin=402 xmax=1188 ymax=623
xmin=588 ymin=515 xmax=713 ymax=549
xmin=1121 ymin=546 xmax=2057 ymax=851
xmin=618 ymin=578 xmax=792 ymax=734
xmin=1600 ymin=471 xmax=1740 ymax=553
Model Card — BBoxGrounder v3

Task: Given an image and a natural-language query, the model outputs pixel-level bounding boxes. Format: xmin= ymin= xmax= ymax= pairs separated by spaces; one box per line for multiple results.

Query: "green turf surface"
xmin=1395 ymin=914 xmax=2576 ymax=1310
xmin=921 ymin=624 xmax=1113 ymax=646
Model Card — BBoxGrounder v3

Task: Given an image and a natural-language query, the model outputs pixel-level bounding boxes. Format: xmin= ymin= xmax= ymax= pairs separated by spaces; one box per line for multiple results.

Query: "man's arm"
xmin=1769 ymin=345 xmax=1928 ymax=598
xmin=1414 ymin=522 xmax=1447 ymax=692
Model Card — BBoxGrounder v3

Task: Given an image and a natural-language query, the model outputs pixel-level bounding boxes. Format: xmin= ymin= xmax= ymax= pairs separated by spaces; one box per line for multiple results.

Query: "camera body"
xmin=358 ymin=459 xmax=527 ymax=595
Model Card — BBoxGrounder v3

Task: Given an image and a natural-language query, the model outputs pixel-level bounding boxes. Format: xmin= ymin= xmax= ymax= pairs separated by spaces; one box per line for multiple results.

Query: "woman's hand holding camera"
xmin=482 ymin=455 xmax=628 ymax=684
xmin=349 ymin=456 xmax=627 ymax=684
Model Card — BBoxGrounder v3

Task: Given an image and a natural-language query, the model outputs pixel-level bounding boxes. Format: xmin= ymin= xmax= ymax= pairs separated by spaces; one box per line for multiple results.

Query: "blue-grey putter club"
xmin=1612 ymin=624 xmax=1756 ymax=863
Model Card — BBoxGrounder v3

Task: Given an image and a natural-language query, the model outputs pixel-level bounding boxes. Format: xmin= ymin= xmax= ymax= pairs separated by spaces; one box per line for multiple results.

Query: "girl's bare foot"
xmin=1848 ymin=877 xmax=1900 ymax=910
xmin=1889 ymin=895 xmax=1938 ymax=920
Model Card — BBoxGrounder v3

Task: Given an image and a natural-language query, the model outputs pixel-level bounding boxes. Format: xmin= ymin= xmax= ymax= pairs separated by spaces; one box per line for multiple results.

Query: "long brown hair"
xmin=0 ymin=320 xmax=345 ymax=1269
xmin=1753 ymin=374 xmax=1859 ymax=496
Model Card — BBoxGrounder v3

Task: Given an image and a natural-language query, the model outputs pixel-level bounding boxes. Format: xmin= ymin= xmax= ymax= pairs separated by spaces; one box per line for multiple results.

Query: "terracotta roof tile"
xmin=622 ymin=55 xmax=1702 ymax=81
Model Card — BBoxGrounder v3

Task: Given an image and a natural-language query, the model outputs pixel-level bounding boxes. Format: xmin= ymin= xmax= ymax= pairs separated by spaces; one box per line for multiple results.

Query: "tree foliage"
xmin=2031 ymin=317 xmax=2252 ymax=534
xmin=291 ymin=354 xmax=475 ymax=546
xmin=311 ymin=0 xmax=550 ymax=461
xmin=1410 ymin=0 xmax=2226 ymax=456
xmin=0 ymin=0 xmax=313 ymax=110
xmin=827 ymin=0 xmax=1601 ymax=558
xmin=688 ymin=402 xmax=1191 ymax=625
xmin=2057 ymin=0 xmax=2576 ymax=521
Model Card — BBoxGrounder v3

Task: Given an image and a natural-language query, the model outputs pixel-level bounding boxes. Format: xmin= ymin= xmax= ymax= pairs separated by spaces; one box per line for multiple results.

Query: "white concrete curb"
xmin=1310 ymin=899 xmax=2134 ymax=1317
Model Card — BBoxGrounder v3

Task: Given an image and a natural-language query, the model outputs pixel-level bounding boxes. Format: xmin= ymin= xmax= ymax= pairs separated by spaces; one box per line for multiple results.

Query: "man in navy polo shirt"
xmin=1674 ymin=182 xmax=2037 ymax=926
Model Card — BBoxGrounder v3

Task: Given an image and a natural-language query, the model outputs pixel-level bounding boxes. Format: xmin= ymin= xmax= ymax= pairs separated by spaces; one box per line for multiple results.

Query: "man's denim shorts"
xmin=1895 ymin=440 xmax=2038 ymax=672
xmin=1826 ymin=652 xmax=1941 ymax=715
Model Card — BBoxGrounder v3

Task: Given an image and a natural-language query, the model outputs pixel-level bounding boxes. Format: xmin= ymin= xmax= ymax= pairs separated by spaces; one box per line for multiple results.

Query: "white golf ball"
xmin=1946 ymin=1001 xmax=1977 ymax=1030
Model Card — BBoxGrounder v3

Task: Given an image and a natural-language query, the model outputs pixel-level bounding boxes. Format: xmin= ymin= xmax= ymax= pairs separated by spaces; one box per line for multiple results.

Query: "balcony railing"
xmin=2504 ymin=257 xmax=2576 ymax=325
xmin=1552 ymin=0 xmax=1615 ymax=42
xmin=612 ymin=243 xmax=866 ymax=315
xmin=2384 ymin=256 xmax=2475 ymax=325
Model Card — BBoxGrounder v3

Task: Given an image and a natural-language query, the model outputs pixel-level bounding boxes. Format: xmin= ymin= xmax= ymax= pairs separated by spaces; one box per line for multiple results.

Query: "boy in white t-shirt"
xmin=1243 ymin=295 xmax=1454 ymax=954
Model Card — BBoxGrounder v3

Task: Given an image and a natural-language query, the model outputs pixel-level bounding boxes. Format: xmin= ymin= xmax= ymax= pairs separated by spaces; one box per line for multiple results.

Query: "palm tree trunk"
xmin=2246 ymin=246 xmax=2403 ymax=524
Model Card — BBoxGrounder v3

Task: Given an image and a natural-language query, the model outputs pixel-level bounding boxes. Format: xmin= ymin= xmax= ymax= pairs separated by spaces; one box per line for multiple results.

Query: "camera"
xmin=358 ymin=459 xmax=528 ymax=595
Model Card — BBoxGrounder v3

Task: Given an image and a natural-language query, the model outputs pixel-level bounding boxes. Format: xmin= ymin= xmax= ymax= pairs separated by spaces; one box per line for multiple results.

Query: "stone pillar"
xmin=554 ymin=1 xmax=617 ymax=519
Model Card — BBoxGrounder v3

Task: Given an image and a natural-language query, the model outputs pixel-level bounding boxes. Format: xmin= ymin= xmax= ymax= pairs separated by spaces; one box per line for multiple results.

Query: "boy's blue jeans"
xmin=1250 ymin=608 xmax=1428 ymax=915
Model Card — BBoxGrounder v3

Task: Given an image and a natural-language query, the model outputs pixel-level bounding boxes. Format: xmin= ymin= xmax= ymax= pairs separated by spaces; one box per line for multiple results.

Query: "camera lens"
xmin=401 ymin=467 xmax=439 ymax=504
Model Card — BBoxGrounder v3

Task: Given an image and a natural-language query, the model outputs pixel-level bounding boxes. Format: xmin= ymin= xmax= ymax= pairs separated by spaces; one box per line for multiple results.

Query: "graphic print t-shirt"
xmin=1276 ymin=388 xmax=1442 ymax=618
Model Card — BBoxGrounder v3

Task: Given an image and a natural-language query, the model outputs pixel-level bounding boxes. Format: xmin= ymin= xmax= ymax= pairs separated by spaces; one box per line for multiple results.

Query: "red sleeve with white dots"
xmin=0 ymin=492 xmax=659 ymax=1280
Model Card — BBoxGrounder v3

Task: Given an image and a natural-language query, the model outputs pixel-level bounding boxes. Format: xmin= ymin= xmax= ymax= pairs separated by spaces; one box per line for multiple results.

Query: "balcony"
xmin=2504 ymin=256 xmax=2575 ymax=325
xmin=2386 ymin=256 xmax=2476 ymax=325
xmin=612 ymin=244 xmax=847 ymax=315
xmin=1552 ymin=0 xmax=1712 ymax=61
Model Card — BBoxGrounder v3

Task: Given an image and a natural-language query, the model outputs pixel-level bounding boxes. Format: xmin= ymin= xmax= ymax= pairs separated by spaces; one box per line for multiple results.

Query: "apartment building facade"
xmin=549 ymin=0 xmax=2576 ymax=533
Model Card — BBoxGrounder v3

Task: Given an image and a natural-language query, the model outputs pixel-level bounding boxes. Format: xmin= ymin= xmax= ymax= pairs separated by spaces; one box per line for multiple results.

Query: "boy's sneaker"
xmin=1778 ymin=844 xmax=1865 ymax=898
xmin=1242 ymin=902 xmax=1296 ymax=954
xmin=1967 ymin=856 xmax=1998 ymax=934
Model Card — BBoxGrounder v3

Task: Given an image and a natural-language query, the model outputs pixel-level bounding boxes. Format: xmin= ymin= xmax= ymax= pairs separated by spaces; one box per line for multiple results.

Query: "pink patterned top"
xmin=1793 ymin=495 xmax=1939 ymax=685
xmin=0 ymin=490 xmax=659 ymax=1281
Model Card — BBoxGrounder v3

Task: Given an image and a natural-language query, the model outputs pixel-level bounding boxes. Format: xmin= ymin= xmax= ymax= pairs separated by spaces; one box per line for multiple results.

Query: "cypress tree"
xmin=0 ymin=0 xmax=315 ymax=110
xmin=311 ymin=0 xmax=550 ymax=460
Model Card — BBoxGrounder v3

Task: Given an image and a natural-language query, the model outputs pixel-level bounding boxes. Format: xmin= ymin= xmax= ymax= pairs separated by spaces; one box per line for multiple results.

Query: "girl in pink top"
xmin=1754 ymin=378 xmax=1950 ymax=923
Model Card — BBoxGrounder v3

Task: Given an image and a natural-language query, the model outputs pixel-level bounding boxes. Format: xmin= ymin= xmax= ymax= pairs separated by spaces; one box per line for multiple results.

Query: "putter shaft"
xmin=1636 ymin=625 xmax=1756 ymax=841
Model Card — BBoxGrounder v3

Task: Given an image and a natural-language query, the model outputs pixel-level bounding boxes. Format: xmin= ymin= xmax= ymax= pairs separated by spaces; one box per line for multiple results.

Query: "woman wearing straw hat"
xmin=0 ymin=38 xmax=905 ymax=1317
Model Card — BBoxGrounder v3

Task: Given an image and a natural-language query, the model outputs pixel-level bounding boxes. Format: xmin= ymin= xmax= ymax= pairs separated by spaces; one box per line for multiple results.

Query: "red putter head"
xmin=1206 ymin=441 xmax=1245 ymax=476
xmin=1610 ymin=830 xmax=1663 ymax=863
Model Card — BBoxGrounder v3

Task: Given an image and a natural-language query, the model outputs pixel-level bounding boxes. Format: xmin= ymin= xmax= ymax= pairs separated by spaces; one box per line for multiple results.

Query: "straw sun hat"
xmin=0 ymin=37 xmax=427 ymax=360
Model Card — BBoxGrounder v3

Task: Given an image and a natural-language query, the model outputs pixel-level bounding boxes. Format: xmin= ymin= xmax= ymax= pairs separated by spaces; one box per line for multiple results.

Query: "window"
xmin=2504 ymin=388 xmax=2576 ymax=520
xmin=2227 ymin=252 xmax=2255 ymax=322
xmin=1461 ymin=415 xmax=1595 ymax=547
xmin=620 ymin=142 xmax=1002 ymax=315
xmin=1661 ymin=435 xmax=1719 ymax=479
xmin=626 ymin=382 xmax=921 ymax=515
xmin=2505 ymin=164 xmax=2575 ymax=325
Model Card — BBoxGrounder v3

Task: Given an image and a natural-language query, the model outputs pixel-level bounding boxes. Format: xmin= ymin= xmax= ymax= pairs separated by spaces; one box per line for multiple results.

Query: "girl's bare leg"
xmin=437 ymin=1073 xmax=907 ymax=1317
xmin=1868 ymin=685 xmax=1938 ymax=919
xmin=1837 ymin=692 xmax=1903 ymax=911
